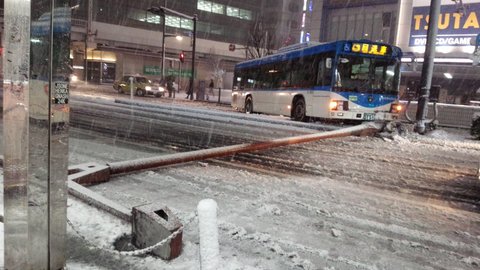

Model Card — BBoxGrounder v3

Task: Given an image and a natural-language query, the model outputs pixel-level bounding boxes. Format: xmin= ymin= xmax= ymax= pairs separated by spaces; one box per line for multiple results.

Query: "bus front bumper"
xmin=329 ymin=111 xmax=399 ymax=121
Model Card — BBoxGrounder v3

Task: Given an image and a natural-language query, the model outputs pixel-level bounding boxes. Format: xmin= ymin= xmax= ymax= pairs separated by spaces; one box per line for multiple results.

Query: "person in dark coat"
xmin=166 ymin=76 xmax=174 ymax=98
xmin=207 ymin=79 xmax=214 ymax=101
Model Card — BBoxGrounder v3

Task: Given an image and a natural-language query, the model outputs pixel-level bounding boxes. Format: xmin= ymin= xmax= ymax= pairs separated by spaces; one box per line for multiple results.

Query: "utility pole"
xmin=84 ymin=0 xmax=93 ymax=84
xmin=161 ymin=9 xmax=166 ymax=80
xmin=415 ymin=0 xmax=441 ymax=134
xmin=189 ymin=15 xmax=197 ymax=100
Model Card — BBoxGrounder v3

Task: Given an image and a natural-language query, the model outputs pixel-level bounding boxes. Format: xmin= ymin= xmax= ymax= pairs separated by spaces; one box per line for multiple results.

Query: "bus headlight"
xmin=330 ymin=101 xmax=339 ymax=110
xmin=330 ymin=100 xmax=348 ymax=111
xmin=390 ymin=103 xmax=402 ymax=113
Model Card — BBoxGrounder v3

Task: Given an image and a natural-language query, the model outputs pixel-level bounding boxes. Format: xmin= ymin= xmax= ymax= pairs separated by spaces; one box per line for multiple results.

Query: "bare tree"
xmin=207 ymin=48 xmax=225 ymax=88
xmin=246 ymin=17 xmax=275 ymax=59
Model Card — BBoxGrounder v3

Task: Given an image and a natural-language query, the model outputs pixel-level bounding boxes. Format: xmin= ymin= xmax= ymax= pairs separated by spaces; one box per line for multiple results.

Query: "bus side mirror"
xmin=326 ymin=58 xmax=332 ymax=69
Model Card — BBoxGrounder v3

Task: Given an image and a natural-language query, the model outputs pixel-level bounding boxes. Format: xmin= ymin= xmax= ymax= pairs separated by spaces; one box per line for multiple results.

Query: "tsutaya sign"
xmin=409 ymin=2 xmax=480 ymax=46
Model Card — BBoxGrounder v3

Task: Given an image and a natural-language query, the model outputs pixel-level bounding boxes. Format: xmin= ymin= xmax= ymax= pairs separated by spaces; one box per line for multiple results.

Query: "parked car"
xmin=113 ymin=76 xmax=165 ymax=97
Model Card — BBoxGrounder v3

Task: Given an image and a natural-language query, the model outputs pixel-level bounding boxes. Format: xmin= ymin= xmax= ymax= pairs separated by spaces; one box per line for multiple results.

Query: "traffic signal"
xmin=179 ymin=51 xmax=185 ymax=63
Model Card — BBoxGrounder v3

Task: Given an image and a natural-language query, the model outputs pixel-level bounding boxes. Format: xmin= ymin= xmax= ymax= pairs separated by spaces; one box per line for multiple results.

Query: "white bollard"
xmin=129 ymin=76 xmax=134 ymax=100
xmin=197 ymin=199 xmax=219 ymax=270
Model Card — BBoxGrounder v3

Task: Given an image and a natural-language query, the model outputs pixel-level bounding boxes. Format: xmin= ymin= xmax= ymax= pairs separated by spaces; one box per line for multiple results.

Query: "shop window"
xmin=227 ymin=6 xmax=252 ymax=20
xmin=166 ymin=15 xmax=180 ymax=28
xmin=212 ymin=3 xmax=225 ymax=14
xmin=210 ymin=24 xmax=224 ymax=35
xmin=239 ymin=9 xmax=252 ymax=20
xmin=227 ymin=6 xmax=239 ymax=17
xmin=181 ymin=18 xmax=193 ymax=30
xmin=197 ymin=0 xmax=212 ymax=12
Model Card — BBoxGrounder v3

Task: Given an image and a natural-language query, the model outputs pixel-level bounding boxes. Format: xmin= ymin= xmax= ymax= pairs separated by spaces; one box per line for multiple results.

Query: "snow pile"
xmin=67 ymin=197 xmax=130 ymax=249
xmin=256 ymin=204 xmax=282 ymax=216
xmin=427 ymin=129 xmax=471 ymax=141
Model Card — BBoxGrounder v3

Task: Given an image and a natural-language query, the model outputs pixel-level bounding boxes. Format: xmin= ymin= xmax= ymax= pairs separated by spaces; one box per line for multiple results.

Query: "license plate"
xmin=363 ymin=113 xmax=375 ymax=121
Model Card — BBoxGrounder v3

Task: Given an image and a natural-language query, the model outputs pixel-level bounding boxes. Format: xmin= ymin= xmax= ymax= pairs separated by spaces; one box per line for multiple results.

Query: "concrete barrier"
xmin=132 ymin=204 xmax=183 ymax=260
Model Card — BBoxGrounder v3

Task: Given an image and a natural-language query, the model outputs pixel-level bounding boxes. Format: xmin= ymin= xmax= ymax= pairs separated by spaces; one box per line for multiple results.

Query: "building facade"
xmin=69 ymin=0 xmax=262 ymax=88
xmin=303 ymin=0 xmax=480 ymax=103
xmin=396 ymin=0 xmax=480 ymax=103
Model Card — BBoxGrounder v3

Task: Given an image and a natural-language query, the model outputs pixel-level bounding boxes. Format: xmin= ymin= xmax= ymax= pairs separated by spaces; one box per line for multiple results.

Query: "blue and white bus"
xmin=231 ymin=40 xmax=403 ymax=122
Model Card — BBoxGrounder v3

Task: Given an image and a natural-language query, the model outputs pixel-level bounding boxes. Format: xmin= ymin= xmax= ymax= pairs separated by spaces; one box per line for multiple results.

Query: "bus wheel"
xmin=292 ymin=98 xmax=307 ymax=122
xmin=118 ymin=87 xmax=124 ymax=94
xmin=245 ymin=96 xmax=253 ymax=114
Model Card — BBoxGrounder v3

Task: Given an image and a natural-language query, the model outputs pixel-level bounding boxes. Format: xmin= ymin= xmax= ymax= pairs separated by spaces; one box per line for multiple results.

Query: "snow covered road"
xmin=66 ymin=108 xmax=480 ymax=269
xmin=1 ymin=90 xmax=480 ymax=269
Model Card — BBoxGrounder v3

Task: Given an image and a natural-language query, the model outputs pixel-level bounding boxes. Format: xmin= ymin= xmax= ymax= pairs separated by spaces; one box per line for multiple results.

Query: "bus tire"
xmin=292 ymin=98 xmax=307 ymax=122
xmin=245 ymin=96 xmax=253 ymax=114
xmin=118 ymin=87 xmax=124 ymax=94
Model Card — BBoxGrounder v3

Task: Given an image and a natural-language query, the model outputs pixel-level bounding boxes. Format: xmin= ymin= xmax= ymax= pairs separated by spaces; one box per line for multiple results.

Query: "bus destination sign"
xmin=345 ymin=43 xmax=390 ymax=56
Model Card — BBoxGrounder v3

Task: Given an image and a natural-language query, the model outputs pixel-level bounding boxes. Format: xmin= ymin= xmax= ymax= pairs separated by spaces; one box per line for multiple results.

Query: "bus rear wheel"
xmin=245 ymin=96 xmax=253 ymax=114
xmin=292 ymin=98 xmax=307 ymax=122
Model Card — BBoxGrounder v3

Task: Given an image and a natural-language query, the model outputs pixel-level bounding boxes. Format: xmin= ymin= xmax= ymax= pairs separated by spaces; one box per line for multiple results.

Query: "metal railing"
xmin=401 ymin=101 xmax=480 ymax=129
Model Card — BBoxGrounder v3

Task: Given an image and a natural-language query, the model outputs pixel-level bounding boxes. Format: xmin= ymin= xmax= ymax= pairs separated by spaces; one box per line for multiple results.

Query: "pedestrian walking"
xmin=166 ymin=76 xmax=174 ymax=98
xmin=186 ymin=84 xmax=193 ymax=99
xmin=207 ymin=79 xmax=214 ymax=101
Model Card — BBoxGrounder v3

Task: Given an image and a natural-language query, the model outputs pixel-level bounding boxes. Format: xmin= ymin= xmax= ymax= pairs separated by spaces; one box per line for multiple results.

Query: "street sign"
xmin=229 ymin=43 xmax=235 ymax=51
xmin=166 ymin=69 xmax=194 ymax=78
xmin=144 ymin=65 xmax=160 ymax=75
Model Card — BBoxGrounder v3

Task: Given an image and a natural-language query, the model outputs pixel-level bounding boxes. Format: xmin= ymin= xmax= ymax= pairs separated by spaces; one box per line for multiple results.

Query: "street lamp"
xmin=148 ymin=6 xmax=197 ymax=100
xmin=162 ymin=32 xmax=183 ymax=80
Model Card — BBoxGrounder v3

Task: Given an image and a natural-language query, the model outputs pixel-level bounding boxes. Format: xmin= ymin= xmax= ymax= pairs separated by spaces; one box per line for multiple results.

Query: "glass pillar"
xmin=3 ymin=0 xmax=71 ymax=269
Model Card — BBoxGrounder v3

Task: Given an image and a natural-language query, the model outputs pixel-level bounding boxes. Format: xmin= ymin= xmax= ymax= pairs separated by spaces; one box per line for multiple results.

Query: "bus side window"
xmin=317 ymin=57 xmax=332 ymax=86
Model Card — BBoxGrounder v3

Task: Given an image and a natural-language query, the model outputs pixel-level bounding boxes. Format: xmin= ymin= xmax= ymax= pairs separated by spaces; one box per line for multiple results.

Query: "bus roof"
xmin=236 ymin=40 xmax=402 ymax=70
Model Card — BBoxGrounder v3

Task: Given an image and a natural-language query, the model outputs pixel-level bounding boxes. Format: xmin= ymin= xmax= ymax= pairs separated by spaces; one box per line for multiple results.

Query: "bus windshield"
xmin=334 ymin=55 xmax=399 ymax=95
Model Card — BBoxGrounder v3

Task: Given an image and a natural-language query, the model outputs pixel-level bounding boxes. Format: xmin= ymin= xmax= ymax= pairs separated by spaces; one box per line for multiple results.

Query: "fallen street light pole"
xmin=0 ymin=122 xmax=384 ymax=183
xmin=0 ymin=123 xmax=384 ymax=227
xmin=108 ymin=122 xmax=383 ymax=175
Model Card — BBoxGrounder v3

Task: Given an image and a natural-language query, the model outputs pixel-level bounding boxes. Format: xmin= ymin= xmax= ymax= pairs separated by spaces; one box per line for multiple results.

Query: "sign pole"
xmin=415 ymin=0 xmax=441 ymax=134
xmin=189 ymin=15 xmax=197 ymax=100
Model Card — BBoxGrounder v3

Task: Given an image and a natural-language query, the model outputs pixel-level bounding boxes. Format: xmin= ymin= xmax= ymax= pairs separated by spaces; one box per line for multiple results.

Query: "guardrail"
xmin=71 ymin=18 xmax=86 ymax=28
xmin=400 ymin=101 xmax=480 ymax=129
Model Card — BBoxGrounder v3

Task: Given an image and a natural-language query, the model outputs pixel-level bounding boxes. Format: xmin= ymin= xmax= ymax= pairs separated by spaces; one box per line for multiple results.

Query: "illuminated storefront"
xmin=397 ymin=0 xmax=480 ymax=103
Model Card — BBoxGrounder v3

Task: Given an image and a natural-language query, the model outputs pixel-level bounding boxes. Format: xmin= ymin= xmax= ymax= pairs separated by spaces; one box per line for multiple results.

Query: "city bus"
xmin=231 ymin=40 xmax=403 ymax=122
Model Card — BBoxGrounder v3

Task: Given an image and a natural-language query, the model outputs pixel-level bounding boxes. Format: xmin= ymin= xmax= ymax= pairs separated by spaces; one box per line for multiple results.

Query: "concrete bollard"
xmin=197 ymin=199 xmax=219 ymax=270
xmin=132 ymin=204 xmax=183 ymax=260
